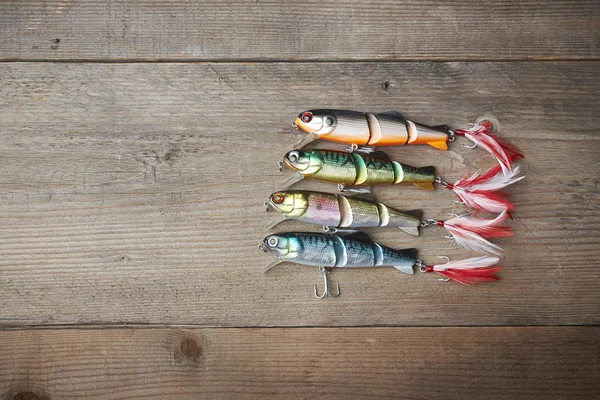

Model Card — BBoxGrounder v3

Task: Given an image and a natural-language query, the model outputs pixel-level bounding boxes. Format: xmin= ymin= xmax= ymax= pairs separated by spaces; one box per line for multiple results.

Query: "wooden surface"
xmin=1 ymin=327 xmax=598 ymax=399
xmin=0 ymin=0 xmax=598 ymax=61
xmin=1 ymin=1 xmax=599 ymax=399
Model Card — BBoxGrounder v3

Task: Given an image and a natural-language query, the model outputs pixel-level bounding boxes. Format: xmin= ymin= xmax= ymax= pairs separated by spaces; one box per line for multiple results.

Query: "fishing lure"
xmin=259 ymin=232 xmax=503 ymax=297
xmin=264 ymin=190 xmax=512 ymax=255
xmin=280 ymin=148 xmax=436 ymax=190
xmin=293 ymin=109 xmax=524 ymax=173
xmin=279 ymin=149 xmax=524 ymax=214
xmin=265 ymin=190 xmax=422 ymax=235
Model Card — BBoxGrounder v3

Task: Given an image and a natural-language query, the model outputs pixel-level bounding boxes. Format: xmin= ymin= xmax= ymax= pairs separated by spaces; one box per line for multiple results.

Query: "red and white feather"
xmin=427 ymin=256 xmax=502 ymax=285
xmin=441 ymin=211 xmax=512 ymax=255
xmin=454 ymin=122 xmax=524 ymax=175
xmin=449 ymin=165 xmax=525 ymax=214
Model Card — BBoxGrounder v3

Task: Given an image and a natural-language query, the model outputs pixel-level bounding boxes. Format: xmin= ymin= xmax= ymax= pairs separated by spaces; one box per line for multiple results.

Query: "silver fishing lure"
xmin=265 ymin=190 xmax=422 ymax=235
xmin=259 ymin=232 xmax=417 ymax=298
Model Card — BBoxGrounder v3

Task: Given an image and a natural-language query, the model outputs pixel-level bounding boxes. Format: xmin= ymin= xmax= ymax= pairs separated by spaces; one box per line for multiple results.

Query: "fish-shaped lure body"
xmin=283 ymin=149 xmax=436 ymax=190
xmin=260 ymin=232 xmax=416 ymax=274
xmin=295 ymin=109 xmax=449 ymax=150
xmin=266 ymin=190 xmax=422 ymax=235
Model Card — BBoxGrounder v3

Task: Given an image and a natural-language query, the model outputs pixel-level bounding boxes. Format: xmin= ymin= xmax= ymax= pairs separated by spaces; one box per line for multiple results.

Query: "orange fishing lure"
xmin=293 ymin=109 xmax=523 ymax=174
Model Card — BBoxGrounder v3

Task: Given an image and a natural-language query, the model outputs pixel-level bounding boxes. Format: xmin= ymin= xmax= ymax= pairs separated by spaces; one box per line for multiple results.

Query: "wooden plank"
xmin=0 ymin=0 xmax=598 ymax=61
xmin=0 ymin=327 xmax=598 ymax=399
xmin=0 ymin=62 xmax=599 ymax=327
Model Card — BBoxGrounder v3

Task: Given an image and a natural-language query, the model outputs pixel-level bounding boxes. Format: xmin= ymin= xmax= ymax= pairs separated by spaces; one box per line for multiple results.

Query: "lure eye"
xmin=325 ymin=117 xmax=334 ymax=126
xmin=267 ymin=237 xmax=279 ymax=247
xmin=301 ymin=112 xmax=313 ymax=123
xmin=272 ymin=193 xmax=285 ymax=204
xmin=288 ymin=151 xmax=299 ymax=162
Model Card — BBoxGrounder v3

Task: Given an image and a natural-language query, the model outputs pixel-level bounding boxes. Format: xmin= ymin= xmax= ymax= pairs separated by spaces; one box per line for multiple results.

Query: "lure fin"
xmin=262 ymin=259 xmax=283 ymax=274
xmin=265 ymin=215 xmax=287 ymax=230
xmin=399 ymin=226 xmax=419 ymax=236
xmin=293 ymin=132 xmax=318 ymax=149
xmin=400 ymin=247 xmax=418 ymax=259
xmin=393 ymin=265 xmax=415 ymax=274
xmin=381 ymin=110 xmax=405 ymax=120
xmin=392 ymin=248 xmax=417 ymax=274
xmin=420 ymin=166 xmax=436 ymax=176
xmin=339 ymin=231 xmax=372 ymax=242
xmin=414 ymin=182 xmax=435 ymax=190
xmin=349 ymin=192 xmax=375 ymax=202
xmin=427 ymin=141 xmax=448 ymax=151
xmin=432 ymin=124 xmax=451 ymax=132
xmin=371 ymin=151 xmax=390 ymax=161
xmin=403 ymin=209 xmax=423 ymax=219
xmin=280 ymin=171 xmax=304 ymax=189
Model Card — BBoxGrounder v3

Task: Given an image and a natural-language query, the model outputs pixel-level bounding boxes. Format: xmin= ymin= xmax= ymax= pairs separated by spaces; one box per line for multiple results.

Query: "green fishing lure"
xmin=279 ymin=149 xmax=435 ymax=191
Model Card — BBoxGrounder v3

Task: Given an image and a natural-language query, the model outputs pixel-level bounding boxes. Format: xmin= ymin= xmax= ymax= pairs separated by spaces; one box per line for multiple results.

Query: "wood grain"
xmin=0 ymin=327 xmax=598 ymax=399
xmin=0 ymin=61 xmax=598 ymax=327
xmin=0 ymin=0 xmax=598 ymax=61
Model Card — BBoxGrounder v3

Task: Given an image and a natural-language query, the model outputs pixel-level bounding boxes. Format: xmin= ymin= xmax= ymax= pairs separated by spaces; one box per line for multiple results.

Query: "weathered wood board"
xmin=0 ymin=62 xmax=598 ymax=327
xmin=0 ymin=0 xmax=598 ymax=61
xmin=1 ymin=1 xmax=600 ymax=398
xmin=1 ymin=327 xmax=598 ymax=399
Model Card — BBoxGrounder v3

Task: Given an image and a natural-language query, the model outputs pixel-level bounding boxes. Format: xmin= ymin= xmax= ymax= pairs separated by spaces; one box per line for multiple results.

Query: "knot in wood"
xmin=180 ymin=337 xmax=201 ymax=360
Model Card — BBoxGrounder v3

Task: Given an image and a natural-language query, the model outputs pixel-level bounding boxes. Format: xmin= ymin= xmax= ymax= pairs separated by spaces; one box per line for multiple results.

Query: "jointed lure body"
xmin=281 ymin=149 xmax=435 ymax=190
xmin=294 ymin=109 xmax=524 ymax=173
xmin=295 ymin=109 xmax=450 ymax=150
xmin=260 ymin=232 xmax=417 ymax=274
xmin=265 ymin=190 xmax=421 ymax=235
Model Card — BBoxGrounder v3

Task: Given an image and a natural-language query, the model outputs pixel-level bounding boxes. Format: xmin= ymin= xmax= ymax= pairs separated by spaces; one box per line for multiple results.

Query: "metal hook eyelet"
xmin=420 ymin=219 xmax=438 ymax=227
xmin=435 ymin=176 xmax=449 ymax=187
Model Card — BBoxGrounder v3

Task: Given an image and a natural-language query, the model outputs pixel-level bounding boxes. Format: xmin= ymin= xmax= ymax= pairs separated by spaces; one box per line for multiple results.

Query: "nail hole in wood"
xmin=382 ymin=81 xmax=391 ymax=91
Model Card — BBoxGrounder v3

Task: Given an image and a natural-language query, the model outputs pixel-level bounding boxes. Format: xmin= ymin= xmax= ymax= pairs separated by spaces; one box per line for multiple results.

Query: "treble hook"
xmin=436 ymin=256 xmax=451 ymax=282
xmin=314 ymin=266 xmax=340 ymax=299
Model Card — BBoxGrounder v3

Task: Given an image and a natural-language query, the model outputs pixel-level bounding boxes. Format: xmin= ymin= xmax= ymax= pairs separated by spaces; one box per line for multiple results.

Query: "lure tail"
xmin=405 ymin=165 xmax=436 ymax=190
xmin=454 ymin=122 xmax=524 ymax=174
xmin=448 ymin=165 xmax=525 ymax=214
xmin=392 ymin=248 xmax=418 ymax=274
xmin=423 ymin=256 xmax=502 ymax=285
xmin=439 ymin=211 xmax=512 ymax=255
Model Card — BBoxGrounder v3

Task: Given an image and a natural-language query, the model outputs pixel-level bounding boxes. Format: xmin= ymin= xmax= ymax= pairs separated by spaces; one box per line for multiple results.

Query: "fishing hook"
xmin=436 ymin=256 xmax=451 ymax=281
xmin=338 ymin=183 xmax=372 ymax=194
xmin=314 ymin=266 xmax=340 ymax=299
xmin=346 ymin=144 xmax=375 ymax=154
xmin=416 ymin=258 xmax=450 ymax=282
xmin=322 ymin=226 xmax=359 ymax=234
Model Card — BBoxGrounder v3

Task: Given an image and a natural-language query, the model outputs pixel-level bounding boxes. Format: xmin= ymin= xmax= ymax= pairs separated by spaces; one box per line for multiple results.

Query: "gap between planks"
xmin=0 ymin=323 xmax=599 ymax=331
xmin=2 ymin=58 xmax=600 ymax=63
